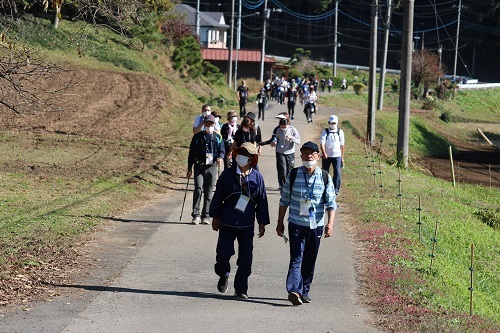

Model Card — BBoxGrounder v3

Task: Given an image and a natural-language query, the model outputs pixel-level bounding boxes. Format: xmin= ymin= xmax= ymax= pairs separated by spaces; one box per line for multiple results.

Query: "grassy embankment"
xmin=1 ymin=15 xmax=499 ymax=331
xmin=319 ymin=81 xmax=499 ymax=330
xmin=0 ymin=15 xmax=237 ymax=304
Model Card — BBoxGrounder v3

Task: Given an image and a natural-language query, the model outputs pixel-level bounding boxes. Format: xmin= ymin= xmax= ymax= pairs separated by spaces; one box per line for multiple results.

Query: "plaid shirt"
xmin=279 ymin=166 xmax=336 ymax=227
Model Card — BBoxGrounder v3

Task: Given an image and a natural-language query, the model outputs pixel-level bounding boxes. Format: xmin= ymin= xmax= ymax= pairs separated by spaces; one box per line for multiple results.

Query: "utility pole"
xmin=234 ymin=0 xmax=242 ymax=89
xmin=377 ymin=0 xmax=392 ymax=111
xmin=453 ymin=0 xmax=461 ymax=78
xmin=367 ymin=0 xmax=378 ymax=146
xmin=195 ymin=0 xmax=200 ymax=36
xmin=228 ymin=0 xmax=235 ymax=88
xmin=259 ymin=0 xmax=268 ymax=84
xmin=333 ymin=0 xmax=339 ymax=77
xmin=397 ymin=0 xmax=414 ymax=168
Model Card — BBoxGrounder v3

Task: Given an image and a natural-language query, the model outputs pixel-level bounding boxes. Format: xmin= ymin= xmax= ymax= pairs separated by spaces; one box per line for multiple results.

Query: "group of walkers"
xmin=185 ymin=101 xmax=345 ymax=306
xmin=235 ymin=78 xmax=321 ymax=125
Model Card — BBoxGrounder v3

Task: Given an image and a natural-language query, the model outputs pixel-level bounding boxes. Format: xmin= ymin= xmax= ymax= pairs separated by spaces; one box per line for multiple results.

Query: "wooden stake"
xmin=477 ymin=128 xmax=493 ymax=146
xmin=449 ymin=146 xmax=456 ymax=186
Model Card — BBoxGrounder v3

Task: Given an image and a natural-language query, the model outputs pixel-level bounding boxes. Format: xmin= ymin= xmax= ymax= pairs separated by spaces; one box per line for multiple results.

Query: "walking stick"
xmin=179 ymin=175 xmax=190 ymax=221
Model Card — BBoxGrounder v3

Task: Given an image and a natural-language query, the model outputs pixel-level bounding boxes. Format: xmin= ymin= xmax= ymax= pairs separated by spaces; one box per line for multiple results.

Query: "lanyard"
xmin=302 ymin=169 xmax=317 ymax=201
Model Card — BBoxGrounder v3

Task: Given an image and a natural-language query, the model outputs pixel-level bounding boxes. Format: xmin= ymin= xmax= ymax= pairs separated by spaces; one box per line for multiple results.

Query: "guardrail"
xmin=458 ymin=83 xmax=500 ymax=90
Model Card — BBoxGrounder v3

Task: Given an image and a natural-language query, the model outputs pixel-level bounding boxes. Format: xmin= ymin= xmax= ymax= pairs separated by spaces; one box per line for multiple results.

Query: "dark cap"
xmin=245 ymin=112 xmax=256 ymax=121
xmin=204 ymin=114 xmax=216 ymax=123
xmin=300 ymin=141 xmax=319 ymax=153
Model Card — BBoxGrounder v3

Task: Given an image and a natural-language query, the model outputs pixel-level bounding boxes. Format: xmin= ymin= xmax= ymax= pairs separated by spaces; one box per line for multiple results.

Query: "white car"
xmin=460 ymin=77 xmax=478 ymax=84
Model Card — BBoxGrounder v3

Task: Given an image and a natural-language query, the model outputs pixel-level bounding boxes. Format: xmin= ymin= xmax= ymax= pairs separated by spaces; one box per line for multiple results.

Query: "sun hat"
xmin=235 ymin=143 xmax=259 ymax=167
xmin=227 ymin=111 xmax=237 ymax=119
xmin=245 ymin=112 xmax=256 ymax=121
xmin=328 ymin=115 xmax=338 ymax=124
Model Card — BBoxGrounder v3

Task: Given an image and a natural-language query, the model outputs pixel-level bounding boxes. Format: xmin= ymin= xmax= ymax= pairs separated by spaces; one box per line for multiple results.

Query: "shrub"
xmin=439 ymin=109 xmax=452 ymax=123
xmin=475 ymin=208 xmax=499 ymax=230
xmin=422 ymin=96 xmax=436 ymax=110
xmin=353 ymin=82 xmax=366 ymax=95
xmin=171 ymin=36 xmax=203 ymax=78
xmin=202 ymin=61 xmax=225 ymax=86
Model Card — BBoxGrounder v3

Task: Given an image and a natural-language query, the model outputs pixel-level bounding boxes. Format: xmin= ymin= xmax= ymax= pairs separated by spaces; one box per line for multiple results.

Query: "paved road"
xmin=0 ymin=102 xmax=379 ymax=333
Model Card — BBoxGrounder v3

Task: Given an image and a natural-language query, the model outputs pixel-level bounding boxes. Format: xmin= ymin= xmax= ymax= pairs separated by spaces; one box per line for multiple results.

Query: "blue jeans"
xmin=215 ymin=225 xmax=254 ymax=294
xmin=286 ymin=222 xmax=323 ymax=297
xmin=322 ymin=157 xmax=342 ymax=194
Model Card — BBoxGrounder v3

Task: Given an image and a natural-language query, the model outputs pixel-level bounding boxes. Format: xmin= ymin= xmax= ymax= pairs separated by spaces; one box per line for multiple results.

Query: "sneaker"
xmin=291 ymin=116 xmax=294 ymax=120
xmin=234 ymin=292 xmax=248 ymax=299
xmin=217 ymin=275 xmax=228 ymax=293
xmin=191 ymin=216 xmax=201 ymax=225
xmin=201 ymin=217 xmax=210 ymax=225
xmin=288 ymin=292 xmax=302 ymax=305
xmin=301 ymin=294 xmax=312 ymax=303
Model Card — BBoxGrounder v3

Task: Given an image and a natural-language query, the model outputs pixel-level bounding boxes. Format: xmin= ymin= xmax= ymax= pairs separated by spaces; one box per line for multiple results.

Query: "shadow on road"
xmin=47 ymin=283 xmax=289 ymax=307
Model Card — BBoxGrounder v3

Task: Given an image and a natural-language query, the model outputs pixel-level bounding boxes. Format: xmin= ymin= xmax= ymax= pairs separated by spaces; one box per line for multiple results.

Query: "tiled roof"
xmin=174 ymin=4 xmax=229 ymax=28
xmin=202 ymin=49 xmax=276 ymax=63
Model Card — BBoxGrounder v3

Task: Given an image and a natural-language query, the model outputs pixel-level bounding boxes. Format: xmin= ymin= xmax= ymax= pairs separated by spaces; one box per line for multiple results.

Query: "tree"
xmin=411 ymin=50 xmax=442 ymax=99
xmin=0 ymin=32 xmax=63 ymax=113
xmin=171 ymin=36 xmax=203 ymax=79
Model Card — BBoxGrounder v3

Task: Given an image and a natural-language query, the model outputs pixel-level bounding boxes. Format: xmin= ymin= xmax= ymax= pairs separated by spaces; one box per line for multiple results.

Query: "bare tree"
xmin=411 ymin=50 xmax=442 ymax=99
xmin=0 ymin=31 xmax=64 ymax=114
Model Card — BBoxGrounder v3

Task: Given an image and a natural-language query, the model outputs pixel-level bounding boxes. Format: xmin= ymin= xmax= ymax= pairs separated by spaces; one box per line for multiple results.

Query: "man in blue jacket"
xmin=210 ymin=143 xmax=270 ymax=299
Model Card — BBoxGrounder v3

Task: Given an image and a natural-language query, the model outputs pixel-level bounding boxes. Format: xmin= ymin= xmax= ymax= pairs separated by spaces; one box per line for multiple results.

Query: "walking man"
xmin=276 ymin=141 xmax=336 ymax=306
xmin=187 ymin=115 xmax=225 ymax=225
xmin=271 ymin=118 xmax=300 ymax=193
xmin=193 ymin=104 xmax=212 ymax=134
xmin=210 ymin=143 xmax=270 ymax=299
xmin=237 ymin=80 xmax=249 ymax=118
xmin=320 ymin=115 xmax=345 ymax=195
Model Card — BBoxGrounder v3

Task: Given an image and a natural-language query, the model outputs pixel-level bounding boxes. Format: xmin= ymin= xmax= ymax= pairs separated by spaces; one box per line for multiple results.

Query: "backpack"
xmin=324 ymin=128 xmax=340 ymax=137
xmin=288 ymin=167 xmax=330 ymax=203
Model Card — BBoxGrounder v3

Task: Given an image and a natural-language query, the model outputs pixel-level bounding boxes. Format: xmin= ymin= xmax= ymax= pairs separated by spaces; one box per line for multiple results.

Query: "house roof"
xmin=174 ymin=4 xmax=229 ymax=29
xmin=202 ymin=49 xmax=277 ymax=63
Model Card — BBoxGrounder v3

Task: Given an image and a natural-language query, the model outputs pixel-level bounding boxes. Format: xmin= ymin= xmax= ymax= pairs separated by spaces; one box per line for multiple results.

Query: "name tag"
xmin=235 ymin=195 xmax=250 ymax=212
xmin=206 ymin=153 xmax=214 ymax=165
xmin=300 ymin=199 xmax=311 ymax=216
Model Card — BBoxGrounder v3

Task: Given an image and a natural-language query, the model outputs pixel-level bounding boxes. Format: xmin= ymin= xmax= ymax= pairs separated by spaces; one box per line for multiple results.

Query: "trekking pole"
xmin=179 ymin=175 xmax=190 ymax=221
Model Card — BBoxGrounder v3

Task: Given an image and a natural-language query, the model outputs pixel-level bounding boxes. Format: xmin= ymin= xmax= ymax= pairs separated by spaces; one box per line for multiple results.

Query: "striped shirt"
xmin=279 ymin=166 xmax=336 ymax=227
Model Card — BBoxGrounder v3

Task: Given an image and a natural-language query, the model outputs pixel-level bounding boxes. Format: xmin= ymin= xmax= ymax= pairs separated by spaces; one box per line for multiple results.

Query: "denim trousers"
xmin=286 ymin=222 xmax=323 ymax=296
xmin=215 ymin=225 xmax=254 ymax=294
xmin=192 ymin=163 xmax=218 ymax=219
xmin=276 ymin=152 xmax=295 ymax=190
xmin=322 ymin=156 xmax=342 ymax=194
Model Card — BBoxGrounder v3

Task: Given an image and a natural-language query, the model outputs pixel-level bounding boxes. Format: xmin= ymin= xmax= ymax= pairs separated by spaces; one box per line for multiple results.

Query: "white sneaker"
xmin=201 ymin=218 xmax=210 ymax=225
xmin=191 ymin=216 xmax=201 ymax=225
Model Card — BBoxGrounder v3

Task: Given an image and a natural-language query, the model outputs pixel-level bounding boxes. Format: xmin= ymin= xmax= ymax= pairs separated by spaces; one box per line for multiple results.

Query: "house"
xmin=202 ymin=48 xmax=283 ymax=81
xmin=174 ymin=4 xmax=229 ymax=49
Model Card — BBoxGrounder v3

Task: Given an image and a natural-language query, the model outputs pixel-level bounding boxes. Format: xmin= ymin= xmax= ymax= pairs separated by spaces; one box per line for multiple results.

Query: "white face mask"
xmin=202 ymin=110 xmax=211 ymax=117
xmin=215 ymin=117 xmax=220 ymax=124
xmin=302 ymin=160 xmax=317 ymax=168
xmin=329 ymin=124 xmax=338 ymax=130
xmin=236 ymin=155 xmax=250 ymax=167
xmin=231 ymin=117 xmax=238 ymax=123
xmin=205 ymin=126 xmax=215 ymax=134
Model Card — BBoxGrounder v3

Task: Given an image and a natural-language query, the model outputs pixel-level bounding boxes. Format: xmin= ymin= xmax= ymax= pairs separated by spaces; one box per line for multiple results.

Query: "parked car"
xmin=460 ymin=77 xmax=478 ymax=84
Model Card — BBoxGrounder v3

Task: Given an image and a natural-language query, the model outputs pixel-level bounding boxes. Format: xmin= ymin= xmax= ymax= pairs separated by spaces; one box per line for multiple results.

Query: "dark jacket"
xmin=209 ymin=165 xmax=270 ymax=229
xmin=187 ymin=131 xmax=225 ymax=171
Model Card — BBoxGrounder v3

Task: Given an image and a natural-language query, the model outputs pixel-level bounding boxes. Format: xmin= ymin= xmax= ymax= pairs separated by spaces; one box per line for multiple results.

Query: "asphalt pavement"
xmin=0 ymin=101 xmax=379 ymax=333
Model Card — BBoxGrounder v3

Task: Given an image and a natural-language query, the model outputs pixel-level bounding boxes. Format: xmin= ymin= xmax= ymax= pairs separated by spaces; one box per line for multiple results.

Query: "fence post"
xmin=449 ymin=146 xmax=456 ymax=186
xmin=429 ymin=220 xmax=439 ymax=273
xmin=397 ymin=167 xmax=402 ymax=212
xmin=378 ymin=154 xmax=384 ymax=197
xmin=417 ymin=195 xmax=422 ymax=243
xmin=469 ymin=243 xmax=475 ymax=316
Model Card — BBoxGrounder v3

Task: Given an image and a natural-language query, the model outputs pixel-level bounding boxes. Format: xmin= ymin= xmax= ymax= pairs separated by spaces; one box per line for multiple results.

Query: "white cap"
xmin=275 ymin=114 xmax=287 ymax=119
xmin=328 ymin=115 xmax=338 ymax=124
